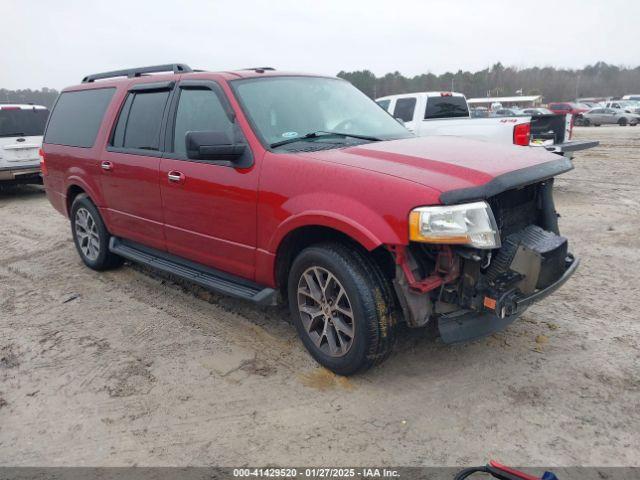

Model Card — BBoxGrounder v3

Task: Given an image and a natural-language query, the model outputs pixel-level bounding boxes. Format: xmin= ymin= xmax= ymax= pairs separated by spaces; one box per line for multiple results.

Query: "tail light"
xmin=39 ymin=148 xmax=48 ymax=176
xmin=513 ymin=122 xmax=531 ymax=146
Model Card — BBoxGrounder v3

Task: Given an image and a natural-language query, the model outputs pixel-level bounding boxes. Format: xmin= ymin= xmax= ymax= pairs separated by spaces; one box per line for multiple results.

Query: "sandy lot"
xmin=1 ymin=126 xmax=639 ymax=467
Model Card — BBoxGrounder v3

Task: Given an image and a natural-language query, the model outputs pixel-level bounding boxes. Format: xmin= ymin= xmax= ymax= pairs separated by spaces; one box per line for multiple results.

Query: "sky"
xmin=2 ymin=0 xmax=639 ymax=90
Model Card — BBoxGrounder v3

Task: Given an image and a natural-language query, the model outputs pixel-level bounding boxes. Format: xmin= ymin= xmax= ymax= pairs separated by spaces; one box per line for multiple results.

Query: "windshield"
xmin=0 ymin=108 xmax=49 ymax=138
xmin=232 ymin=76 xmax=412 ymax=148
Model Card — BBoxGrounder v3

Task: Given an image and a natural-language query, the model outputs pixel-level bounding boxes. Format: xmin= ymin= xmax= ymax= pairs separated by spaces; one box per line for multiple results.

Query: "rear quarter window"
xmin=44 ymin=88 xmax=115 ymax=148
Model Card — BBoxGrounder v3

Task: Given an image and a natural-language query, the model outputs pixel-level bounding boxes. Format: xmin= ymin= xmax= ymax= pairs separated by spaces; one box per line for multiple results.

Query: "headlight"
xmin=409 ymin=201 xmax=500 ymax=249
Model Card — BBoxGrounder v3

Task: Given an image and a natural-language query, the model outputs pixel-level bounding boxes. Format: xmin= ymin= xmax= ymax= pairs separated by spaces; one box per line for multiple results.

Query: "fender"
xmin=64 ymin=170 xmax=104 ymax=213
xmin=256 ymin=209 xmax=404 ymax=288
xmin=267 ymin=208 xmax=405 ymax=255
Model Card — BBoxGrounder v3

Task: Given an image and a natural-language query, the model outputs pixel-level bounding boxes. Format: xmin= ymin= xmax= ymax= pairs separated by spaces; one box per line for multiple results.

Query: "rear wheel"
xmin=70 ymin=194 xmax=123 ymax=270
xmin=288 ymin=243 xmax=397 ymax=375
xmin=618 ymin=118 xmax=628 ymax=126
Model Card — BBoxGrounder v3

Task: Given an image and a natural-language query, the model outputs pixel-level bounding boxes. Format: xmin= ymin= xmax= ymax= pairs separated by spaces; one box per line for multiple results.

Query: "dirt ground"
xmin=1 ymin=126 xmax=639 ymax=467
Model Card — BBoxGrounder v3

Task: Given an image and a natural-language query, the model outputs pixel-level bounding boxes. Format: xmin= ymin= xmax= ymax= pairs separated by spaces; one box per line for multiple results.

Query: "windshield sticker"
xmin=282 ymin=131 xmax=299 ymax=138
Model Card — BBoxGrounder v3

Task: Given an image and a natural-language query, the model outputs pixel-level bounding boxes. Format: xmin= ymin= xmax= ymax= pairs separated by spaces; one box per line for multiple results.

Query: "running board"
xmin=109 ymin=237 xmax=277 ymax=306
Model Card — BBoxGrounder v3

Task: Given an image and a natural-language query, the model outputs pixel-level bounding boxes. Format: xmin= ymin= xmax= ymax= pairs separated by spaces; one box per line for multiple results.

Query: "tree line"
xmin=1 ymin=87 xmax=60 ymax=108
xmin=2 ymin=62 xmax=640 ymax=107
xmin=338 ymin=62 xmax=640 ymax=101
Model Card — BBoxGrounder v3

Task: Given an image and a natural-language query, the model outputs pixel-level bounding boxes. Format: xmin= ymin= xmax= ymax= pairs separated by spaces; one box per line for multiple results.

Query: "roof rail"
xmin=82 ymin=63 xmax=193 ymax=83
xmin=243 ymin=67 xmax=275 ymax=73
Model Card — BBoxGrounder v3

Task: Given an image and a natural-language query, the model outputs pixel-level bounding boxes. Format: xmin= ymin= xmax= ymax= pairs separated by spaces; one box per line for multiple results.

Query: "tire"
xmin=594 ymin=123 xmax=601 ymax=127
xmin=582 ymin=118 xmax=590 ymax=126
xmin=287 ymin=243 xmax=397 ymax=375
xmin=70 ymin=194 xmax=123 ymax=270
xmin=618 ymin=118 xmax=628 ymax=126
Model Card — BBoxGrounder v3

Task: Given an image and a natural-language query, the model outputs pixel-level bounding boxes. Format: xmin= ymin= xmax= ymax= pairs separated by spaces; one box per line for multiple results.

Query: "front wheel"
xmin=70 ymin=194 xmax=123 ymax=270
xmin=618 ymin=118 xmax=628 ymax=126
xmin=582 ymin=118 xmax=591 ymax=126
xmin=288 ymin=243 xmax=397 ymax=375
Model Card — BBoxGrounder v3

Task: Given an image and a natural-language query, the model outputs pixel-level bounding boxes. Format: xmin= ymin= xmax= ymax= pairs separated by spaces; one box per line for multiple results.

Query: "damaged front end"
xmin=390 ymin=177 xmax=579 ymax=344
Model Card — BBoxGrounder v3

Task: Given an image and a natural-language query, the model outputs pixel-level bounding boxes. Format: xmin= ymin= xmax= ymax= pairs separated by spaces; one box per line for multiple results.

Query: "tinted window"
xmin=112 ymin=90 xmax=169 ymax=150
xmin=425 ymin=95 xmax=469 ymax=119
xmin=44 ymin=88 xmax=115 ymax=147
xmin=376 ymin=99 xmax=390 ymax=111
xmin=173 ymin=88 xmax=234 ymax=155
xmin=551 ymin=104 xmax=570 ymax=111
xmin=393 ymin=98 xmax=416 ymax=122
xmin=111 ymin=94 xmax=134 ymax=147
xmin=590 ymin=109 xmax=604 ymax=114
xmin=0 ymin=108 xmax=49 ymax=138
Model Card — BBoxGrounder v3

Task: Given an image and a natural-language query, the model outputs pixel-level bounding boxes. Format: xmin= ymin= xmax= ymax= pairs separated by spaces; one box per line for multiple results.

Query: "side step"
xmin=109 ymin=237 xmax=277 ymax=306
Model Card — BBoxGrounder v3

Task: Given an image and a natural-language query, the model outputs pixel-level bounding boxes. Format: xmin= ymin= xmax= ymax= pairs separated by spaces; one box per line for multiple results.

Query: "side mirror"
xmin=185 ymin=131 xmax=246 ymax=162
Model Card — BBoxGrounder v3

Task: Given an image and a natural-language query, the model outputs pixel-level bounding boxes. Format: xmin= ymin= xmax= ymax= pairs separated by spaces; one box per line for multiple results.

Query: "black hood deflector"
xmin=439 ymin=157 xmax=574 ymax=205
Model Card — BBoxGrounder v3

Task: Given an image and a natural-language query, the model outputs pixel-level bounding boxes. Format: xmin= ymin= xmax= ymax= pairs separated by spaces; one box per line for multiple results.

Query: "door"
xmin=99 ymin=82 xmax=173 ymax=251
xmin=602 ymin=109 xmax=617 ymax=124
xmin=159 ymin=80 xmax=259 ymax=280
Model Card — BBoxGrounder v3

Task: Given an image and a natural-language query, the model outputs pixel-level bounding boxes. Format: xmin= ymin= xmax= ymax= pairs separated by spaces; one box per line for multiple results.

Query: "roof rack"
xmin=82 ymin=63 xmax=193 ymax=83
xmin=243 ymin=67 xmax=275 ymax=73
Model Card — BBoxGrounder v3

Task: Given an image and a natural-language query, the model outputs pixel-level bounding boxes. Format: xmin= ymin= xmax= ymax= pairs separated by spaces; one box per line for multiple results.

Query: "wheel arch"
xmin=272 ymin=222 xmax=397 ymax=299
xmin=66 ymin=184 xmax=87 ymax=215
xmin=64 ymin=176 xmax=101 ymax=215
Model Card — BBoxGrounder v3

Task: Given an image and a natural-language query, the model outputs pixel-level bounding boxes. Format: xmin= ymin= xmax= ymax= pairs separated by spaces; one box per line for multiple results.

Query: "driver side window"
xmin=173 ymin=88 xmax=234 ymax=156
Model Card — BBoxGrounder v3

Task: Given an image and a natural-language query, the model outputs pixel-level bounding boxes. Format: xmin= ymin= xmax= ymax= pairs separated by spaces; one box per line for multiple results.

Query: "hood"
xmin=299 ymin=136 xmax=572 ymax=203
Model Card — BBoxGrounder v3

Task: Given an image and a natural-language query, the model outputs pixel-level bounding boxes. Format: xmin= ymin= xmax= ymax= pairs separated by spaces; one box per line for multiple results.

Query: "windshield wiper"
xmin=270 ymin=130 xmax=382 ymax=148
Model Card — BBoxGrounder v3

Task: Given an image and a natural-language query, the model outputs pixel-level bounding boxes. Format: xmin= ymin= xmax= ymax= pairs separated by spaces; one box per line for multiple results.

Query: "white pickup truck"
xmin=376 ymin=92 xmax=597 ymax=156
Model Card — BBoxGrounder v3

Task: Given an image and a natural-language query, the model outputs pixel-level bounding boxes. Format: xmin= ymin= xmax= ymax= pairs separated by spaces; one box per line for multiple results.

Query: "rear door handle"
xmin=101 ymin=161 xmax=113 ymax=171
xmin=167 ymin=171 xmax=185 ymax=183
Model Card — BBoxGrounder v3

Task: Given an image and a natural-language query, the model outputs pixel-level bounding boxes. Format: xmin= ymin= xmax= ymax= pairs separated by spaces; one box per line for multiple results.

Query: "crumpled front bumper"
xmin=438 ymin=254 xmax=579 ymax=344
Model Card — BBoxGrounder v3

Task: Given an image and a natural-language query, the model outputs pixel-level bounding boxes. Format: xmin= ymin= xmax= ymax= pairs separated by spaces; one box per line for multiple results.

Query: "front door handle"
xmin=101 ymin=161 xmax=113 ymax=171
xmin=167 ymin=171 xmax=185 ymax=183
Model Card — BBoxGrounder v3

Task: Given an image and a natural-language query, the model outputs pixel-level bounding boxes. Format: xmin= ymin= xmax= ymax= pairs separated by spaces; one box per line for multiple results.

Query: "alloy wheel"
xmin=75 ymin=207 xmax=100 ymax=261
xmin=297 ymin=266 xmax=355 ymax=357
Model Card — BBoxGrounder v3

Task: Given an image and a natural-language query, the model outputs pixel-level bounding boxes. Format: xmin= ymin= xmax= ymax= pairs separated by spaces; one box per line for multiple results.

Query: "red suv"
xmin=41 ymin=64 xmax=578 ymax=375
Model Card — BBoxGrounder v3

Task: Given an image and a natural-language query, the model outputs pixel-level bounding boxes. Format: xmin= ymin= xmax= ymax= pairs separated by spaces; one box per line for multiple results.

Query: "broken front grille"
xmin=488 ymin=183 xmax=541 ymax=240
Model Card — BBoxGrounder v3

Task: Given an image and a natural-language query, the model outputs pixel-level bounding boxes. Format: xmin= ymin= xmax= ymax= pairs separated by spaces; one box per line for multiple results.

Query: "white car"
xmin=0 ymin=103 xmax=49 ymax=185
xmin=603 ymin=100 xmax=640 ymax=115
